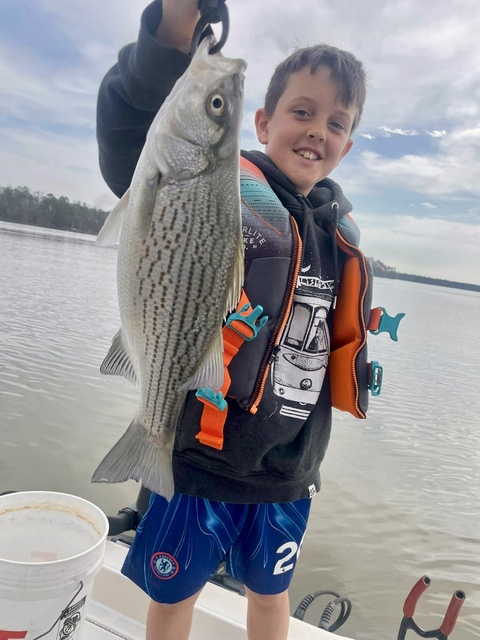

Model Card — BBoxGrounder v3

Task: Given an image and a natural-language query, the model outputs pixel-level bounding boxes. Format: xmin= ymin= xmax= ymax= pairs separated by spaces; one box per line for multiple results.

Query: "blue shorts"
xmin=121 ymin=492 xmax=311 ymax=604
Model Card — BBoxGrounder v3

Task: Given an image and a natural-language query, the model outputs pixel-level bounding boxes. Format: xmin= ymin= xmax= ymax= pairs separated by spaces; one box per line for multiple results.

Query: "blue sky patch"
xmin=0 ymin=0 xmax=81 ymax=68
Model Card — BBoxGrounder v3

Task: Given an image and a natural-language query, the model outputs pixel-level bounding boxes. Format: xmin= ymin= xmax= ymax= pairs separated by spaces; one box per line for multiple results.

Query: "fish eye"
xmin=208 ymin=93 xmax=226 ymax=117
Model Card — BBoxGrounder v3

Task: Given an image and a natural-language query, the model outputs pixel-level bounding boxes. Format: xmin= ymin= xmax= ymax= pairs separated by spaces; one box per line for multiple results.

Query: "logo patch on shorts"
xmin=151 ymin=552 xmax=179 ymax=580
xmin=308 ymin=484 xmax=317 ymax=498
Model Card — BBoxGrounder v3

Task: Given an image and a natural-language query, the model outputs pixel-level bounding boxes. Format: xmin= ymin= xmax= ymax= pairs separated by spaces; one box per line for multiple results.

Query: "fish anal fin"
xmin=179 ymin=328 xmax=224 ymax=392
xmin=91 ymin=418 xmax=175 ymax=501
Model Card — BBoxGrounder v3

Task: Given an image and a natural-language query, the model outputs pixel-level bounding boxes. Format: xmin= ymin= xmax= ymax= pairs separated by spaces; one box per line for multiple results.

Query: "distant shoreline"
xmin=372 ymin=268 xmax=480 ymax=293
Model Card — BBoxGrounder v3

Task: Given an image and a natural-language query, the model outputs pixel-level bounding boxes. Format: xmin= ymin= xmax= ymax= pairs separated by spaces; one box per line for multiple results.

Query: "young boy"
xmin=96 ymin=1 xmax=369 ymax=639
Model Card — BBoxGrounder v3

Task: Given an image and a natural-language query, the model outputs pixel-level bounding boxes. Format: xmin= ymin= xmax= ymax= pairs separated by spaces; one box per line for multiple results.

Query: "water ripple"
xmin=2 ymin=226 xmax=480 ymax=639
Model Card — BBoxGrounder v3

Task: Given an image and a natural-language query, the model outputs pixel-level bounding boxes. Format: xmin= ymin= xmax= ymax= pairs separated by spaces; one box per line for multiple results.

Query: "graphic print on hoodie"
xmin=272 ymin=259 xmax=334 ymax=420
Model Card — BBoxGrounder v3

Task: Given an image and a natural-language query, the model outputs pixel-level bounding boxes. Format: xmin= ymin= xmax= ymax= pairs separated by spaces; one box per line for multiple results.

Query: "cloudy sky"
xmin=1 ymin=0 xmax=479 ymax=284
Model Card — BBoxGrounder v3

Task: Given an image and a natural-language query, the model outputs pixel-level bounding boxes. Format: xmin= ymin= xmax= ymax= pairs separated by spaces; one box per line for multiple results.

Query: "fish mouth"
xmin=232 ymin=72 xmax=245 ymax=98
xmin=216 ymin=72 xmax=245 ymax=100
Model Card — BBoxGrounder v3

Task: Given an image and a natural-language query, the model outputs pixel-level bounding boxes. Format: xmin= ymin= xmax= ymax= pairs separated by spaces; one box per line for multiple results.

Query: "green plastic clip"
xmin=195 ymin=388 xmax=227 ymax=411
xmin=368 ymin=361 xmax=383 ymax=396
xmin=370 ymin=307 xmax=405 ymax=342
xmin=226 ymin=303 xmax=268 ymax=341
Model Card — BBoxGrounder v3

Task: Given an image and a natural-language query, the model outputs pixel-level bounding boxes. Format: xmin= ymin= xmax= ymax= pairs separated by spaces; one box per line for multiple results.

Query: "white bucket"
xmin=0 ymin=491 xmax=109 ymax=640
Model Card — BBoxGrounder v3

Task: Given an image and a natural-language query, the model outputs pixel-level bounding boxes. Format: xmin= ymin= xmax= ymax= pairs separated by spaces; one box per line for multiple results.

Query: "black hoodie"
xmin=96 ymin=0 xmax=355 ymax=503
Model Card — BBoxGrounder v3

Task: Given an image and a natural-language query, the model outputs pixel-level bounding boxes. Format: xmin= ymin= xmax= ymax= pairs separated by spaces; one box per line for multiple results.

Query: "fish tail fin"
xmin=91 ymin=419 xmax=175 ymax=501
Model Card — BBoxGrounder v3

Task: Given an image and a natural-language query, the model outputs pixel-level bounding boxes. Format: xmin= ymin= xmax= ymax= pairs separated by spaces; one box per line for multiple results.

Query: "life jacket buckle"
xmin=195 ymin=388 xmax=227 ymax=411
xmin=368 ymin=361 xmax=383 ymax=396
xmin=369 ymin=306 xmax=405 ymax=342
xmin=226 ymin=303 xmax=268 ymax=341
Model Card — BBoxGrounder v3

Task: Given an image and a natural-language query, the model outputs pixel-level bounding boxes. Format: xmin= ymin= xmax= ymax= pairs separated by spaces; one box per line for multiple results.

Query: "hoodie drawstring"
xmin=295 ymin=195 xmax=310 ymax=271
xmin=331 ymin=201 xmax=340 ymax=309
xmin=295 ymin=195 xmax=340 ymax=310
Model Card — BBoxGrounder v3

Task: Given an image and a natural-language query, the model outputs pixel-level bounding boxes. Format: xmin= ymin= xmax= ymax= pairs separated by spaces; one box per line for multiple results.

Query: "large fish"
xmin=92 ymin=37 xmax=246 ymax=501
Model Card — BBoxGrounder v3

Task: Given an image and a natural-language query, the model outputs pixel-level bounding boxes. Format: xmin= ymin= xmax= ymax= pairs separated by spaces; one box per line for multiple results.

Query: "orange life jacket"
xmin=195 ymin=157 xmax=384 ymax=449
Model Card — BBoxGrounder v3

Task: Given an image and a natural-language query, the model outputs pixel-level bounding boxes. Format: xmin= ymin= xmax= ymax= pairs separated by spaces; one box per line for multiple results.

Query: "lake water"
xmin=1 ymin=221 xmax=479 ymax=639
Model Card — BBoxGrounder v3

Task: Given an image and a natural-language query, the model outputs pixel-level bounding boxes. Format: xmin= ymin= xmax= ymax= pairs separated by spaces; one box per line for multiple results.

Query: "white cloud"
xmin=359 ymin=133 xmax=375 ymax=140
xmin=357 ymin=123 xmax=480 ymax=198
xmin=359 ymin=151 xmax=448 ymax=189
xmin=0 ymin=126 xmax=115 ymax=210
xmin=449 ymin=124 xmax=480 ymax=144
xmin=421 ymin=202 xmax=438 ymax=209
xmin=379 ymin=127 xmax=419 ymax=137
xmin=357 ymin=214 xmax=480 ymax=285
xmin=425 ymin=130 xmax=447 ymax=138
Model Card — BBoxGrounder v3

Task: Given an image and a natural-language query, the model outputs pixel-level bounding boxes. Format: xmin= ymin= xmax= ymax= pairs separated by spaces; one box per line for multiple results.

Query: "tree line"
xmin=0 ymin=185 xmax=109 ymax=235
xmin=369 ymin=258 xmax=480 ymax=293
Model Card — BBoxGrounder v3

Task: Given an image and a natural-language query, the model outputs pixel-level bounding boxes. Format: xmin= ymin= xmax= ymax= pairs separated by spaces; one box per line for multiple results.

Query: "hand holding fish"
xmin=155 ymin=0 xmax=200 ymax=52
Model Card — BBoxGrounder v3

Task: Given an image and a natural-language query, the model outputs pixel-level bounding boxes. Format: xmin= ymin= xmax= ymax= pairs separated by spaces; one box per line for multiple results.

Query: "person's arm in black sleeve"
xmin=96 ymin=0 xmax=199 ymax=197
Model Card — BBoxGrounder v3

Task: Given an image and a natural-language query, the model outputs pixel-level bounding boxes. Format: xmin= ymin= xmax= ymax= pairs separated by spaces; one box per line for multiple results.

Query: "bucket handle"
xmin=31 ymin=581 xmax=84 ymax=640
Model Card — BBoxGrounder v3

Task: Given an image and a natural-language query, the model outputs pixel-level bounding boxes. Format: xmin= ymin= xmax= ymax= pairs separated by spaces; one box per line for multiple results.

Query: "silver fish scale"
xmin=134 ymin=171 xmax=240 ymax=438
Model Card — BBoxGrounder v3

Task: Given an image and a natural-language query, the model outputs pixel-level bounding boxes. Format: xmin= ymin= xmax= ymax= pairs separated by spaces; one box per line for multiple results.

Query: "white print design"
xmin=308 ymin=484 xmax=317 ymax=498
xmin=271 ymin=277 xmax=333 ymax=408
xmin=297 ymin=276 xmax=334 ymax=291
xmin=298 ymin=533 xmax=306 ymax=559
xmin=58 ymin=597 xmax=86 ymax=640
xmin=272 ymin=536 xmax=306 ymax=575
xmin=273 ymin=542 xmax=298 ymax=575
xmin=279 ymin=405 xmax=311 ymax=419
xmin=243 ymin=225 xmax=266 ymax=251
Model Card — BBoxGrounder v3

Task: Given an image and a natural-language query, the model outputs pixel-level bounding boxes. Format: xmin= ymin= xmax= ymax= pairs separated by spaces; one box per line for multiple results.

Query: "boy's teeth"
xmin=297 ymin=150 xmax=319 ymax=160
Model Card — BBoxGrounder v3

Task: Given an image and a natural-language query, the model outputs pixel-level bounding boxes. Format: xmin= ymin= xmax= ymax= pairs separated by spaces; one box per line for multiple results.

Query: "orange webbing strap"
xmin=195 ymin=290 xmax=267 ymax=450
xmin=367 ymin=307 xmax=382 ymax=332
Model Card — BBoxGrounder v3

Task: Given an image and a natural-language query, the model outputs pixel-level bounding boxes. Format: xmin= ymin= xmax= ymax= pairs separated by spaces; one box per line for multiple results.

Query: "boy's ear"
xmin=338 ymin=139 xmax=354 ymax=164
xmin=255 ymin=108 xmax=269 ymax=145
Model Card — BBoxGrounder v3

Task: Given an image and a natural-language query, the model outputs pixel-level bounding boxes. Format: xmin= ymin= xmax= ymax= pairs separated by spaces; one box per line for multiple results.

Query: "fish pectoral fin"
xmin=96 ymin=189 xmax=130 ymax=246
xmin=137 ymin=171 xmax=161 ymax=241
xmin=224 ymin=234 xmax=245 ymax=318
xmin=91 ymin=418 xmax=175 ymax=501
xmin=178 ymin=329 xmax=224 ymax=392
xmin=100 ymin=330 xmax=137 ymax=385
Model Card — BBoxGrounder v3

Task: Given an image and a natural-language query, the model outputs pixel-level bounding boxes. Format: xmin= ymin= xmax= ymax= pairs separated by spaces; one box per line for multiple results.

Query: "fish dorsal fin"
xmin=100 ymin=330 xmax=137 ymax=385
xmin=178 ymin=328 xmax=224 ymax=392
xmin=96 ymin=190 xmax=130 ymax=247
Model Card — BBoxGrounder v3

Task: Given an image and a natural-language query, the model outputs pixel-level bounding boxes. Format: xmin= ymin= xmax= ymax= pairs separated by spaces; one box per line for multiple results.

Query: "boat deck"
xmin=86 ymin=541 xmax=355 ymax=640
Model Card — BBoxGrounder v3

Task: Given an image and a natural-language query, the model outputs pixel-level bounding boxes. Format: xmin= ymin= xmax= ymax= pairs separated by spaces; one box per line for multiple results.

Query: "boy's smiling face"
xmin=255 ymin=65 xmax=356 ymax=196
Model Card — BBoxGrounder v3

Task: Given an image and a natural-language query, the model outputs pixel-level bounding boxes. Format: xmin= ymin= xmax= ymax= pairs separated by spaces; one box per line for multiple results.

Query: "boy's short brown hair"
xmin=264 ymin=44 xmax=367 ymax=133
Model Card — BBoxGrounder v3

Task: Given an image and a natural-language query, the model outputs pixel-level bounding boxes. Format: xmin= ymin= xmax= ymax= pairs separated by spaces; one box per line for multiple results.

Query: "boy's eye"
xmin=329 ymin=121 xmax=345 ymax=131
xmin=293 ymin=109 xmax=310 ymax=117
